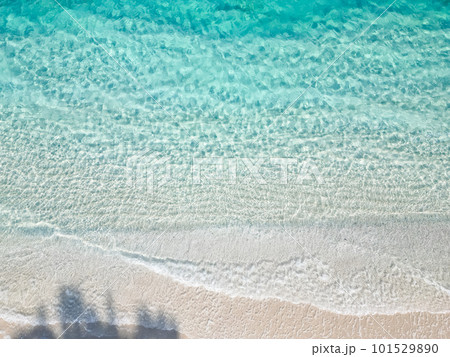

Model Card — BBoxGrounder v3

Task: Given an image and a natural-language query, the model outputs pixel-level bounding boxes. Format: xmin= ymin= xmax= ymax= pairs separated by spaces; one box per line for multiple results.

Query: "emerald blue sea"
xmin=0 ymin=0 xmax=449 ymax=332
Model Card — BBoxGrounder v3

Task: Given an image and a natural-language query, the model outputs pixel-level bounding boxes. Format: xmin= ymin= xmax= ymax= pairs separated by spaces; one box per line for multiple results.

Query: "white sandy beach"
xmin=1 ymin=269 xmax=449 ymax=339
xmin=1 ymin=225 xmax=449 ymax=339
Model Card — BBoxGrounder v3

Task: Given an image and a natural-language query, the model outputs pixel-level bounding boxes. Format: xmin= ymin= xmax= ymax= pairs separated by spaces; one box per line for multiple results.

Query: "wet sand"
xmin=1 ymin=267 xmax=449 ymax=339
xmin=1 ymin=227 xmax=449 ymax=339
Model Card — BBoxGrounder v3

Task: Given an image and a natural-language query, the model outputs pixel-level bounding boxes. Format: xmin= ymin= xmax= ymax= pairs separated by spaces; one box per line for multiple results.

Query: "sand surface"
xmin=1 ymin=264 xmax=449 ymax=339
xmin=1 ymin=226 xmax=449 ymax=339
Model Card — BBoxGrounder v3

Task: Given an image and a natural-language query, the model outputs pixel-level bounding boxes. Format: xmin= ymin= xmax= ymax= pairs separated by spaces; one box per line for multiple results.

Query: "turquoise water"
xmin=0 ymin=0 xmax=449 ymax=322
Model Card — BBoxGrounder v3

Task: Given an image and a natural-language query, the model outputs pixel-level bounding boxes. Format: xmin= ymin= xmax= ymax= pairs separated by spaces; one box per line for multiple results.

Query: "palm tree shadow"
xmin=17 ymin=286 xmax=178 ymax=339
xmin=17 ymin=307 xmax=54 ymax=339
xmin=57 ymin=287 xmax=116 ymax=339
xmin=134 ymin=307 xmax=178 ymax=339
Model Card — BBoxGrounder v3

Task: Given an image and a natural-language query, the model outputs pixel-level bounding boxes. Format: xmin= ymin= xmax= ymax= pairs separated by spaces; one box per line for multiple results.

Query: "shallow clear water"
xmin=0 ymin=0 xmax=449 ymax=323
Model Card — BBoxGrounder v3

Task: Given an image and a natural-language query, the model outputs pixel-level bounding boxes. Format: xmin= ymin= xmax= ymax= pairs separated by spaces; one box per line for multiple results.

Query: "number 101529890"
xmin=372 ymin=344 xmax=438 ymax=354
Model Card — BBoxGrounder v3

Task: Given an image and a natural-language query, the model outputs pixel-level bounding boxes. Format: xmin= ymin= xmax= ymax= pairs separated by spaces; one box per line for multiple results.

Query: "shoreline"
xmin=1 ymin=223 xmax=448 ymax=339
xmin=1 ymin=269 xmax=449 ymax=339
xmin=3 ymin=221 xmax=448 ymax=315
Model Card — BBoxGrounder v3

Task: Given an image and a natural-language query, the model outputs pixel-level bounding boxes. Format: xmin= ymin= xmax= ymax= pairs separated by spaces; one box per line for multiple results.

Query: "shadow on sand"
xmin=17 ymin=286 xmax=178 ymax=339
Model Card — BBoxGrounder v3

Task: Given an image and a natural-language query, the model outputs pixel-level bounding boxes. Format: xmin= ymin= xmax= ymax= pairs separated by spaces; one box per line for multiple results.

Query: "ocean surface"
xmin=0 ymin=0 xmax=449 ymax=332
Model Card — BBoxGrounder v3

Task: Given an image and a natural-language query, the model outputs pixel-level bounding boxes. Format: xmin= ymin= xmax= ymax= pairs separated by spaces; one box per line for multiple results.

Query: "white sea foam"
xmin=1 ymin=222 xmax=449 ymax=317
